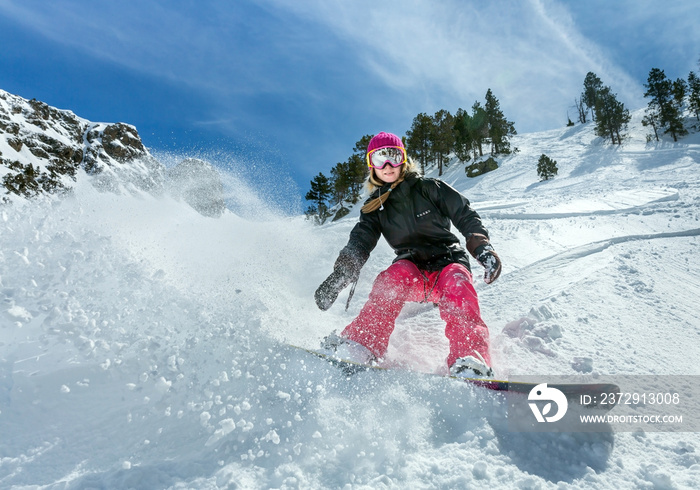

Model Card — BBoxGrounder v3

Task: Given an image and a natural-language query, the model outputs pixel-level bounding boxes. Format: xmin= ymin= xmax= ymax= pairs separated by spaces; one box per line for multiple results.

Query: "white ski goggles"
xmin=366 ymin=146 xmax=407 ymax=169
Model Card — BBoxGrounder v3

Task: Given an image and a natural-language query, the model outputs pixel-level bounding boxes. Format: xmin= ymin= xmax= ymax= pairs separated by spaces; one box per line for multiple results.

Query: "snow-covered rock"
xmin=0 ymin=88 xmax=164 ymax=198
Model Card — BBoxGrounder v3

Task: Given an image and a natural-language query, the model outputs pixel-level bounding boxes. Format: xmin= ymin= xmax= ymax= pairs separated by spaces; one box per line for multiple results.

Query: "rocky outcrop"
xmin=0 ymin=89 xmax=229 ymax=218
xmin=0 ymin=89 xmax=164 ymax=198
xmin=465 ymin=156 xmax=499 ymax=178
xmin=166 ymin=158 xmax=226 ymax=218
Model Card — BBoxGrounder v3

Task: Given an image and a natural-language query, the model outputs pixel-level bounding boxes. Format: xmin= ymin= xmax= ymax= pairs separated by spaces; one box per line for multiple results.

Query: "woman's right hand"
xmin=314 ymin=248 xmax=364 ymax=310
xmin=314 ymin=269 xmax=351 ymax=310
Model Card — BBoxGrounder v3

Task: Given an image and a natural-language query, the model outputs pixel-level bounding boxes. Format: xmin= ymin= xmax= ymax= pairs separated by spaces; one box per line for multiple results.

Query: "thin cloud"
xmin=265 ymin=0 xmax=651 ymax=131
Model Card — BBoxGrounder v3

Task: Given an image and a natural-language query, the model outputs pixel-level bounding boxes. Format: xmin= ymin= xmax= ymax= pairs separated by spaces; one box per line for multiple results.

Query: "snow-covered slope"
xmin=1 ymin=112 xmax=699 ymax=488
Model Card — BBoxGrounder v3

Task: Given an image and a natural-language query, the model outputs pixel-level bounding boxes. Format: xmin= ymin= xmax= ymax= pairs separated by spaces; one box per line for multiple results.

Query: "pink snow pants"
xmin=341 ymin=260 xmax=490 ymax=368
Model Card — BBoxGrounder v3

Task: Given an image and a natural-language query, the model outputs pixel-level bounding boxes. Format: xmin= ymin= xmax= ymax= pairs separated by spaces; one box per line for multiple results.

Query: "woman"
xmin=314 ymin=132 xmax=501 ymax=378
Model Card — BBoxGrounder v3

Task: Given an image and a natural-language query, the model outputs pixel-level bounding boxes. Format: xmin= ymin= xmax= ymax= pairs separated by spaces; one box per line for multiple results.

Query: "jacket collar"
xmin=370 ymin=172 xmax=420 ymax=199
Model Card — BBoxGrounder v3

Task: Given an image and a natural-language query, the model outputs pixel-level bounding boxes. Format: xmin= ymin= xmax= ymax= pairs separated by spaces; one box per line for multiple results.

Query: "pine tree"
xmin=642 ymin=111 xmax=661 ymax=142
xmin=353 ymin=135 xmax=374 ymax=157
xmin=330 ymin=161 xmax=351 ymax=205
xmin=406 ymin=113 xmax=433 ymax=173
xmin=582 ymin=72 xmax=603 ymax=121
xmin=304 ymin=172 xmax=332 ymax=224
xmin=688 ymin=71 xmax=700 ymax=121
xmin=453 ymin=108 xmax=473 ymax=162
xmin=484 ymin=89 xmax=516 ymax=155
xmin=594 ymin=86 xmax=631 ymax=145
xmin=672 ymin=78 xmax=688 ymax=112
xmin=431 ymin=109 xmax=455 ymax=176
xmin=537 ymin=154 xmax=558 ymax=181
xmin=348 ymin=136 xmax=372 ymax=200
xmin=345 ymin=153 xmax=367 ymax=202
xmin=644 ymin=68 xmax=687 ymax=142
xmin=453 ymin=103 xmax=491 ymax=162
xmin=469 ymin=101 xmax=488 ymax=160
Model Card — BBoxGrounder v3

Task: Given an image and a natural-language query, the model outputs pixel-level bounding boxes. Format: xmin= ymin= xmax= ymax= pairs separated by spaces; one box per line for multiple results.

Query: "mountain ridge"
xmin=1 ymin=88 xmax=227 ymax=217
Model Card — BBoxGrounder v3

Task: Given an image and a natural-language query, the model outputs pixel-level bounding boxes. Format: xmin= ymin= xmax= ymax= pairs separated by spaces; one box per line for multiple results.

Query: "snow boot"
xmin=320 ymin=331 xmax=377 ymax=365
xmin=449 ymin=351 xmax=494 ymax=379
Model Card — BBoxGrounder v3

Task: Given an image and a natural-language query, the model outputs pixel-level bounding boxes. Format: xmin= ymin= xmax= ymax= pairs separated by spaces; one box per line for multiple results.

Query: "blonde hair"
xmin=361 ymin=157 xmax=419 ymax=214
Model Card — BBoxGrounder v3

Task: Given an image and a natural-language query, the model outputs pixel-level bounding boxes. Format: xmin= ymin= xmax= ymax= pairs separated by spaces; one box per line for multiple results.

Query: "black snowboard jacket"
xmin=340 ymin=173 xmax=491 ymax=274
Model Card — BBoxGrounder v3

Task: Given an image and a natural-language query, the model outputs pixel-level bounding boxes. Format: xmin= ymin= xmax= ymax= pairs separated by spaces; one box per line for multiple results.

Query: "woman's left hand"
xmin=476 ymin=246 xmax=502 ymax=284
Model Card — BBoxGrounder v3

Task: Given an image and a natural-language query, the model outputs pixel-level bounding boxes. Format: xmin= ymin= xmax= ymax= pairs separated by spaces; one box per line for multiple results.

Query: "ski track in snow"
xmin=1 ymin=117 xmax=700 ymax=488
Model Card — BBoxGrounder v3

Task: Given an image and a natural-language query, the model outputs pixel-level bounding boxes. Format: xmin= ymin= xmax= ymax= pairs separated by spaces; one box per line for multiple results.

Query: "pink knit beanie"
xmin=367 ymin=132 xmax=404 ymax=153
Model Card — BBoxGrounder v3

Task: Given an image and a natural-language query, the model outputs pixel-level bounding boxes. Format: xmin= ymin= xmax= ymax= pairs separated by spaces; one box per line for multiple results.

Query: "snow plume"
xmin=153 ymin=148 xmax=303 ymax=221
xmin=0 ymin=177 xmax=323 ymax=487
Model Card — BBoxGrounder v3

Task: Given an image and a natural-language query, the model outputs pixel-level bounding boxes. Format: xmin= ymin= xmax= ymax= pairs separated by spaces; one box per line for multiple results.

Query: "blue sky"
xmin=1 ymin=0 xmax=698 ymax=209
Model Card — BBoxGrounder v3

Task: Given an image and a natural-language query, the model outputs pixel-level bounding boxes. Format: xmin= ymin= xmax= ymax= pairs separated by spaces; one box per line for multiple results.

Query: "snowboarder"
xmin=314 ymin=132 xmax=502 ymax=378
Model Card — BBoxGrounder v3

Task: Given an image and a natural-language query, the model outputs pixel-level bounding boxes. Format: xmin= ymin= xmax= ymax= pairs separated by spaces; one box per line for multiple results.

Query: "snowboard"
xmin=291 ymin=344 xmax=621 ymax=411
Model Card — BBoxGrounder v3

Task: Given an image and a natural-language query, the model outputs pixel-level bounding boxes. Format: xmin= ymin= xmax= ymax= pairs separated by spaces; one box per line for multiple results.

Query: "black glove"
xmin=474 ymin=244 xmax=502 ymax=284
xmin=314 ymin=248 xmax=364 ymax=310
xmin=315 ymin=269 xmax=351 ymax=311
xmin=467 ymin=233 xmax=501 ymax=284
